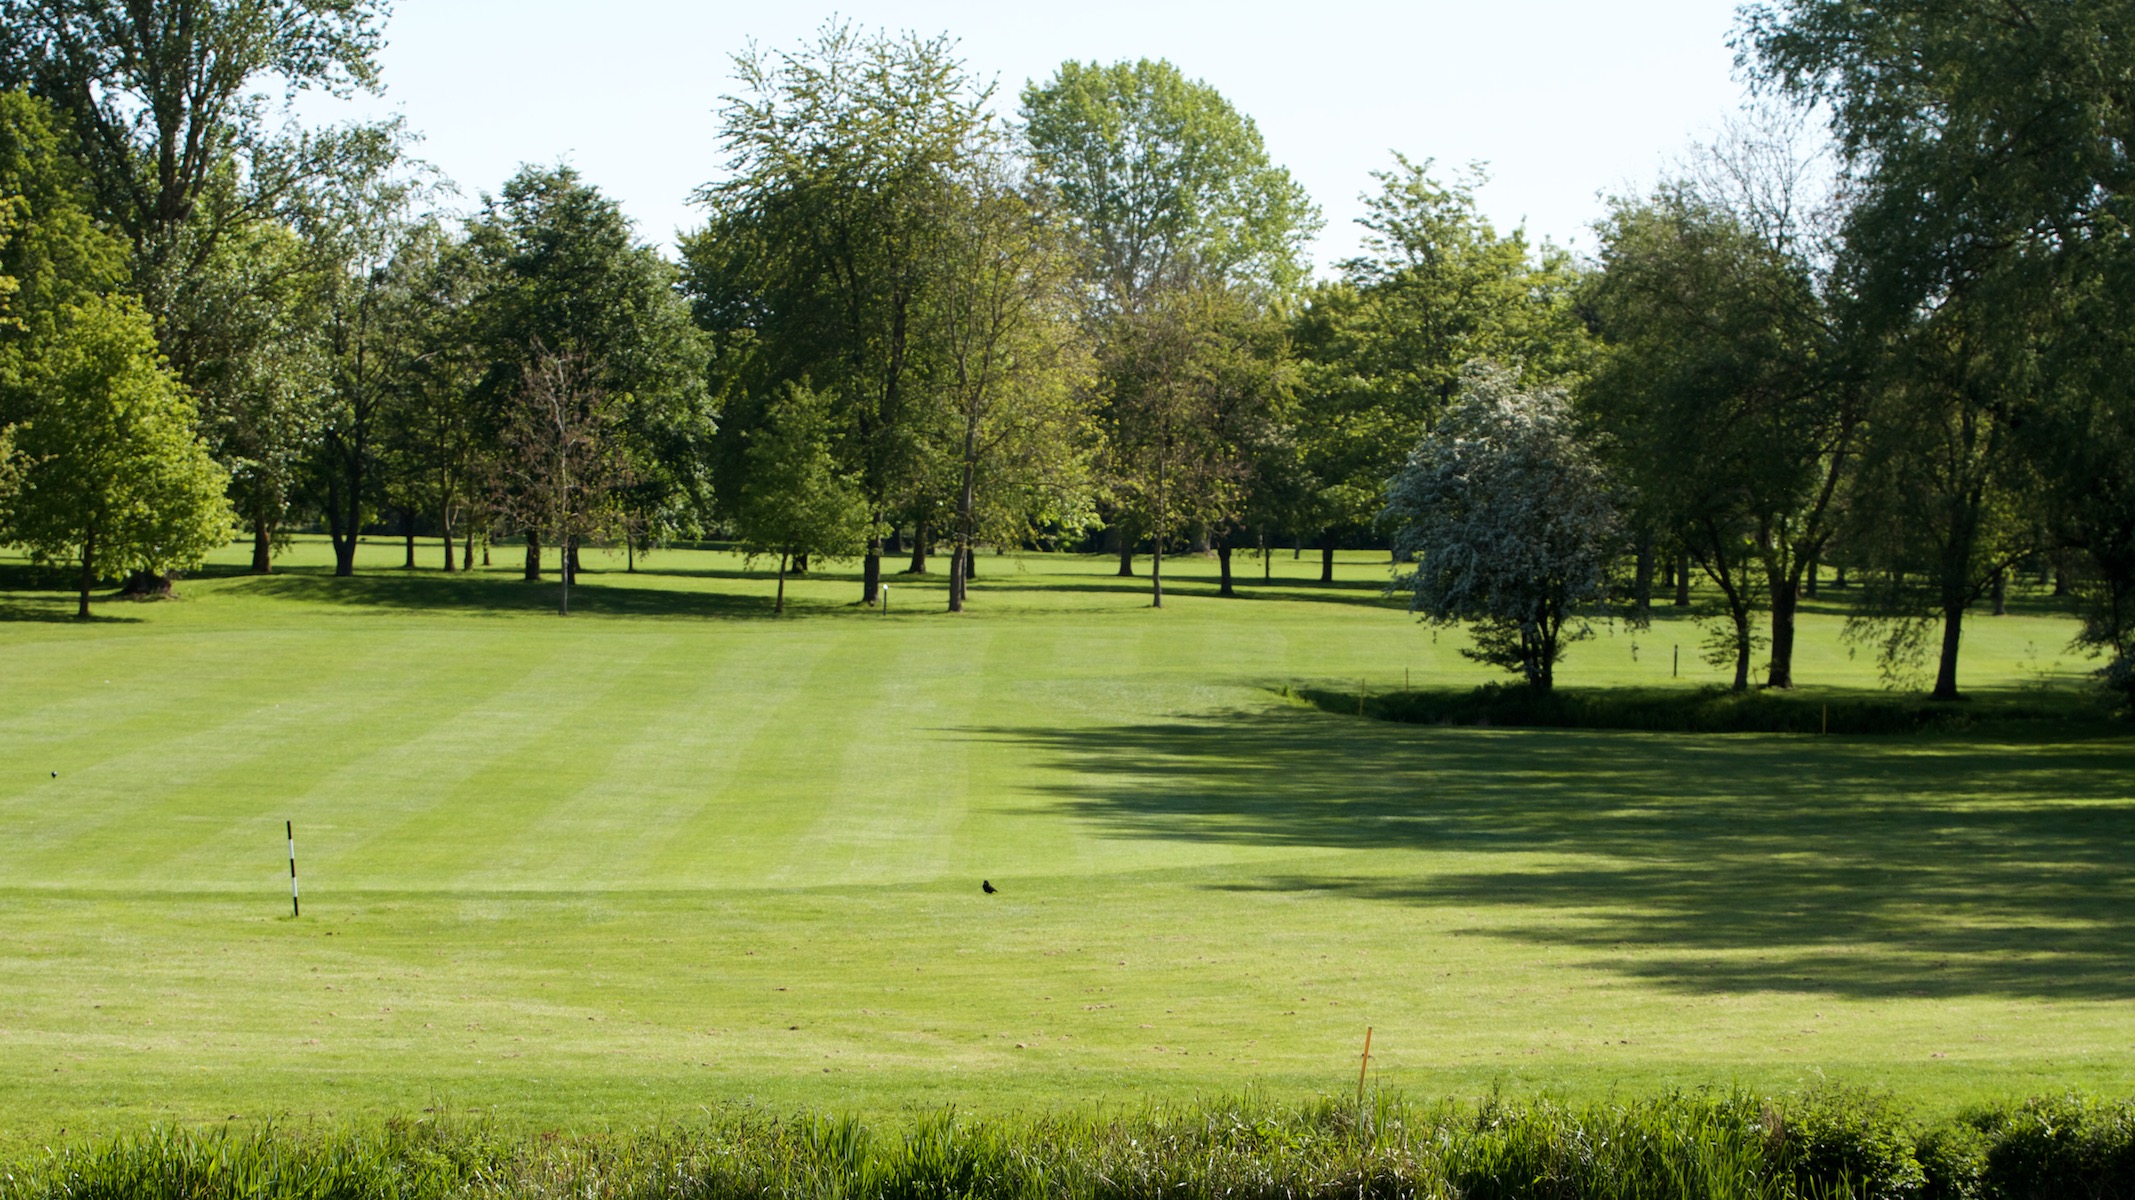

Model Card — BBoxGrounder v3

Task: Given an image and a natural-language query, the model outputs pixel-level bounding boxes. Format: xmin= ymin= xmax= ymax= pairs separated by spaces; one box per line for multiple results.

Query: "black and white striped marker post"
xmin=287 ymin=820 xmax=300 ymax=918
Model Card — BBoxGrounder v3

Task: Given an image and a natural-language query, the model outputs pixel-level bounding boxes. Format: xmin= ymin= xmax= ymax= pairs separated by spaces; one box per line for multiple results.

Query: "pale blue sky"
xmin=297 ymin=1 xmax=1752 ymax=270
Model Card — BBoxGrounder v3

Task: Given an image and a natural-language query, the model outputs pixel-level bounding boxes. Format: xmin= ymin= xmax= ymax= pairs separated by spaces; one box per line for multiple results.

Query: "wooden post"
xmin=1673 ymin=644 xmax=1679 ymax=678
xmin=1357 ymin=1026 xmax=1374 ymax=1101
xmin=286 ymin=820 xmax=300 ymax=918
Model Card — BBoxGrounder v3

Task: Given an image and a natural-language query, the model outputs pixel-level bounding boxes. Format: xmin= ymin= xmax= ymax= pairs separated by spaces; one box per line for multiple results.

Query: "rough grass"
xmin=0 ymin=537 xmax=2130 ymax=1145
xmin=5 ymin=1090 xmax=2134 ymax=1199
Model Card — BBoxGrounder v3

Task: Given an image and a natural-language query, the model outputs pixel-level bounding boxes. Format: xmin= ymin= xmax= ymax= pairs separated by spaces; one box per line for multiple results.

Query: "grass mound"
xmin=1296 ymin=681 xmax=2129 ymax=736
xmin=5 ymin=1091 xmax=2133 ymax=1200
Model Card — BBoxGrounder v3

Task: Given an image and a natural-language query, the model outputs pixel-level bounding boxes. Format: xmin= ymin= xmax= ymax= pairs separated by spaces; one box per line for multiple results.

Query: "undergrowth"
xmin=1287 ymin=681 xmax=2128 ymax=736
xmin=3 ymin=1090 xmax=2132 ymax=1199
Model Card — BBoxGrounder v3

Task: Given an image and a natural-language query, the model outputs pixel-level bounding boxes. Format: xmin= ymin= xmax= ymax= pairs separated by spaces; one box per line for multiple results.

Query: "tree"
xmin=1741 ymin=0 xmax=2121 ymax=698
xmin=1585 ymin=128 xmax=1855 ymax=690
xmin=0 ymin=89 xmax=125 ymax=350
xmin=1294 ymin=159 xmax=1590 ymax=584
xmin=494 ymin=347 xmax=630 ymax=616
xmin=1021 ymin=58 xmax=1316 ymax=575
xmin=1384 ymin=362 xmax=1618 ymax=690
xmin=294 ymin=125 xmax=430 ymax=577
xmin=6 ymin=294 xmax=233 ymax=617
xmin=1103 ymin=283 xmax=1290 ymax=607
xmin=0 ymin=0 xmax=386 ymax=258
xmin=378 ymin=222 xmax=486 ymax=572
xmin=733 ymin=381 xmax=867 ymax=614
xmin=929 ymin=155 xmax=1094 ymax=612
xmin=693 ymin=23 xmax=985 ymax=606
xmin=177 ymin=215 xmax=325 ymax=572
xmin=471 ymin=165 xmax=711 ymax=581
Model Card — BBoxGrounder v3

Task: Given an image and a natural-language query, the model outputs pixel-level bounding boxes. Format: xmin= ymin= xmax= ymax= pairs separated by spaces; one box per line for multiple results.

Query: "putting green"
xmin=0 ymin=538 xmax=2128 ymax=1139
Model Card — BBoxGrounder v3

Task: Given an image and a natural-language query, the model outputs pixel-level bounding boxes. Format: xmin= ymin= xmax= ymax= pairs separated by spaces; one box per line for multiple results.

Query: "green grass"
xmin=0 ymin=536 xmax=2129 ymax=1143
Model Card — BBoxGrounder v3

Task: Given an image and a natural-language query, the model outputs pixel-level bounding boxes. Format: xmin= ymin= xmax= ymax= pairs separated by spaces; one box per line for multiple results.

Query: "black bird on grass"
xmin=981 ymin=880 xmax=997 ymax=894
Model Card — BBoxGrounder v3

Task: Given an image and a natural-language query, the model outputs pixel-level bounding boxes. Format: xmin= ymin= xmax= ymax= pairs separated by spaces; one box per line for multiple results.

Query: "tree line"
xmin=0 ymin=2 xmax=2129 ymax=706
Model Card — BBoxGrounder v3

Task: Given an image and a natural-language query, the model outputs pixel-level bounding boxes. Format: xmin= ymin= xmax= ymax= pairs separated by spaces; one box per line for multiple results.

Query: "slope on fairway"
xmin=0 ymin=540 xmax=2129 ymax=1137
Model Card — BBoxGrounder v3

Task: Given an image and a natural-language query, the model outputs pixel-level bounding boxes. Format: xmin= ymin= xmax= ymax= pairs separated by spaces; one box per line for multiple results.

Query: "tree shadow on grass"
xmin=234 ymin=571 xmax=794 ymax=620
xmin=0 ymin=564 xmax=146 ymax=623
xmin=955 ymin=707 xmax=2135 ymax=1000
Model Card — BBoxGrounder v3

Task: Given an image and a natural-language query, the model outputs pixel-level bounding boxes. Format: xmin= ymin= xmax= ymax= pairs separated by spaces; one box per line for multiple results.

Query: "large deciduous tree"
xmin=471 ymin=165 xmax=711 ymax=581
xmin=929 ymin=154 xmax=1094 ymax=612
xmin=0 ymin=0 xmax=386 ymax=260
xmin=692 ymin=24 xmax=984 ymax=606
xmin=1385 ymin=362 xmax=1618 ymax=690
xmin=1740 ymin=0 xmax=2129 ymax=698
xmin=7 ymin=293 xmax=233 ymax=616
xmin=295 ymin=128 xmax=428 ymax=577
xmin=1021 ymin=58 xmax=1315 ymax=578
xmin=1585 ymin=123 xmax=1855 ymax=690
xmin=1294 ymin=159 xmax=1590 ymax=584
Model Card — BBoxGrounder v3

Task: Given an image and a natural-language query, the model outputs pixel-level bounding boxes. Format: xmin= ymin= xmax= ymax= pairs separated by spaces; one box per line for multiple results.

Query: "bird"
xmin=981 ymin=880 xmax=997 ymax=894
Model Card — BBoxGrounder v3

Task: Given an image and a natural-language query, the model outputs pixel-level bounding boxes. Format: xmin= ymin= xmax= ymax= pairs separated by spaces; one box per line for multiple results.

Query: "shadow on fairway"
xmin=0 ymin=564 xmax=149 ymax=623
xmin=233 ymin=570 xmax=791 ymax=620
xmin=960 ymin=706 xmax=2135 ymax=1000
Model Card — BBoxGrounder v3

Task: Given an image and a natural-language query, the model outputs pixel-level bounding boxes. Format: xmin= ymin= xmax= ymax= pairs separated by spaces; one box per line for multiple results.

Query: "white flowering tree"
xmin=1383 ymin=362 xmax=1619 ymax=689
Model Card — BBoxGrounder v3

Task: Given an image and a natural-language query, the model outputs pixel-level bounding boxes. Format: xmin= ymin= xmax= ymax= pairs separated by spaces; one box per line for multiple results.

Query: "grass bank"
xmin=5 ymin=1091 xmax=2133 ymax=1199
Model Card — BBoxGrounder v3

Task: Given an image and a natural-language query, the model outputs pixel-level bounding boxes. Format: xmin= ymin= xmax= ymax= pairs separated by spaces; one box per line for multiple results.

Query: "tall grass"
xmin=4 ymin=1090 xmax=2130 ymax=1200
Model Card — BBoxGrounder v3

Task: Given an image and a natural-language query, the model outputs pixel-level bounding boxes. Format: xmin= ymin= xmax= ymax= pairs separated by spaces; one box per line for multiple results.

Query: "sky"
xmin=295 ymin=0 xmax=1756 ymax=272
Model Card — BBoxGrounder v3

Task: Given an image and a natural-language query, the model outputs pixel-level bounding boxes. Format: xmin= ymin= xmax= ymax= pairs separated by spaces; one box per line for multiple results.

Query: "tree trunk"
xmin=325 ymin=469 xmax=359 ymax=578
xmin=477 ymin=533 xmax=487 ymax=567
xmin=1766 ymin=576 xmax=1800 ymax=689
xmin=964 ymin=545 xmax=977 ymax=580
xmin=331 ymin=529 xmax=357 ymax=577
xmin=908 ymin=520 xmax=929 ymax=574
xmin=775 ymin=550 xmax=788 ymax=615
xmin=403 ymin=509 xmax=416 ymax=569
xmin=1320 ymin=542 xmax=1335 ymax=584
xmin=1674 ymin=557 xmax=1692 ymax=606
xmin=793 ymin=553 xmax=808 ymax=575
xmin=76 ymin=532 xmax=95 ymax=620
xmin=1217 ymin=540 xmax=1234 ymax=597
xmin=1834 ymin=564 xmax=1848 ymax=589
xmin=1260 ymin=530 xmax=1271 ymax=582
xmin=1991 ymin=568 xmax=2008 ymax=616
xmin=886 ymin=526 xmax=904 ymax=555
xmin=251 ymin=515 xmax=273 ymax=575
xmin=567 ymin=537 xmax=582 ymax=579
xmin=1117 ymin=543 xmax=1134 ymax=577
xmin=626 ymin=537 xmax=634 ymax=574
xmin=524 ymin=532 xmax=542 ymax=581
xmin=1933 ymin=603 xmax=1965 ymax=700
xmin=1730 ymin=612 xmax=1752 ymax=691
xmin=443 ymin=529 xmax=456 ymax=573
xmin=1803 ymin=559 xmax=1819 ymax=599
xmin=1633 ymin=533 xmax=1654 ymax=617
xmin=1151 ymin=537 xmax=1164 ymax=608
xmin=862 ymin=528 xmax=882 ymax=605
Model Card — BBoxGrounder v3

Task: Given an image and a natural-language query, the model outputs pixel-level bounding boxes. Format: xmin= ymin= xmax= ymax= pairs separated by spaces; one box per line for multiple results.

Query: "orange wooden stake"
xmin=1357 ymin=1025 xmax=1374 ymax=1101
